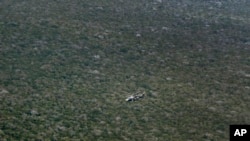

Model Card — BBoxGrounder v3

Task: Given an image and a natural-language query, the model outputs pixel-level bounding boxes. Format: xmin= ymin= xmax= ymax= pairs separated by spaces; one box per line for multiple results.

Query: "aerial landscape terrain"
xmin=0 ymin=0 xmax=249 ymax=140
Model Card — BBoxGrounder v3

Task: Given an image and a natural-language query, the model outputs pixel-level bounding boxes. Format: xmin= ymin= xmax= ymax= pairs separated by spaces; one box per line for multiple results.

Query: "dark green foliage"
xmin=0 ymin=0 xmax=249 ymax=140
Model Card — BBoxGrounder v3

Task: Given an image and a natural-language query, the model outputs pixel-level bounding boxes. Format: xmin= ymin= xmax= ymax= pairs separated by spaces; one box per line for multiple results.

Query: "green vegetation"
xmin=0 ymin=0 xmax=249 ymax=140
